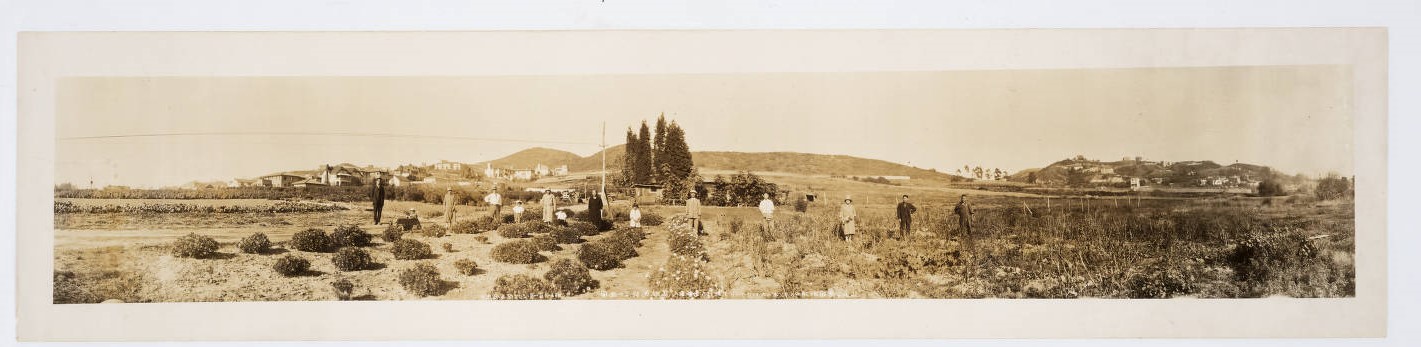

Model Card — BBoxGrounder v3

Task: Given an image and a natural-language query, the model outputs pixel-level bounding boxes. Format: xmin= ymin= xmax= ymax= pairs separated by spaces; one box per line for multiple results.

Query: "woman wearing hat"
xmin=839 ymin=196 xmax=857 ymax=242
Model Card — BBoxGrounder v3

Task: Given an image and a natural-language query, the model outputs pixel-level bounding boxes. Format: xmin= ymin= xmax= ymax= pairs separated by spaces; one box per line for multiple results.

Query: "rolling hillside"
xmin=499 ymin=145 xmax=958 ymax=181
xmin=473 ymin=147 xmax=584 ymax=170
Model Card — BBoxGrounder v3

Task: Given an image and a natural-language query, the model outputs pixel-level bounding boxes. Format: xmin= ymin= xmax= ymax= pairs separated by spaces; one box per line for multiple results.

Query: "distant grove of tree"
xmin=622 ymin=113 xmax=698 ymax=202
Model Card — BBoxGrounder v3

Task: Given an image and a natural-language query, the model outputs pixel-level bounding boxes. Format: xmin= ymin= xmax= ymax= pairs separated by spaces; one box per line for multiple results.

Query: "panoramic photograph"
xmin=51 ymin=66 xmax=1356 ymax=302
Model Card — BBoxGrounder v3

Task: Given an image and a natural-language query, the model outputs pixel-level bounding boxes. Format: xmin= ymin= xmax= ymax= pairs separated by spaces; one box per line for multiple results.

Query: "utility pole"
xmin=600 ymin=121 xmax=607 ymax=198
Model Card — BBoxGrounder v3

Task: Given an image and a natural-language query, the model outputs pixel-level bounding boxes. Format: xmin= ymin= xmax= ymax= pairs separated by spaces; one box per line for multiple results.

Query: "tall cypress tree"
xmin=621 ymin=128 xmax=638 ymax=186
xmin=653 ymin=113 xmax=668 ymax=183
xmin=635 ymin=121 xmax=654 ymax=184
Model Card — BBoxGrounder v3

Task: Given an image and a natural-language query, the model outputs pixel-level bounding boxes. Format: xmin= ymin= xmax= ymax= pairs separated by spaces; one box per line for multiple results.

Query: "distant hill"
xmin=497 ymin=145 xmax=958 ymax=182
xmin=1009 ymin=156 xmax=1286 ymax=187
xmin=691 ymin=152 xmax=960 ymax=181
xmin=473 ymin=147 xmax=584 ymax=170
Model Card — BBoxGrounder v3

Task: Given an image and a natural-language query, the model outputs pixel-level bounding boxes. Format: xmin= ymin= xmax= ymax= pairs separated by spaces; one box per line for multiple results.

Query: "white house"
xmin=434 ymin=160 xmax=463 ymax=171
xmin=534 ymin=163 xmax=550 ymax=176
xmin=512 ymin=169 xmax=535 ymax=181
xmin=552 ymin=165 xmax=569 ymax=176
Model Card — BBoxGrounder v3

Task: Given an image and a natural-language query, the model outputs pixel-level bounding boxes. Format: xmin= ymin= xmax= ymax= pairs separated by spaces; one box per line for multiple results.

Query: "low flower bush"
xmin=398 ymin=263 xmax=444 ymax=297
xmin=489 ymin=274 xmax=559 ymax=300
xmin=491 ymin=240 xmax=545 ymax=264
xmin=391 ymin=239 xmax=433 ymax=260
xmin=273 ymin=255 xmax=311 ymax=277
xmin=290 ymin=228 xmax=333 ymax=252
xmin=172 ymin=233 xmax=220 ymax=259
xmin=238 ymin=232 xmax=272 ymax=254
xmin=544 ymin=259 xmax=599 ymax=296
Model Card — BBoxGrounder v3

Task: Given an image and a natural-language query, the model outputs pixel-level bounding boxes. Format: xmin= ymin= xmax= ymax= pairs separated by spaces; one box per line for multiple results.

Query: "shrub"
xmin=331 ymin=224 xmax=373 ymax=248
xmin=450 ymin=219 xmax=480 ymax=234
xmin=548 ymin=225 xmax=585 ymax=244
xmin=1226 ymin=231 xmax=1321 ymax=288
xmin=490 ymin=274 xmax=560 ymax=300
xmin=473 ymin=235 xmax=490 ymax=244
xmin=332 ymin=247 xmax=373 ymax=271
xmin=391 ymin=239 xmax=433 ymax=260
xmin=172 ymin=233 xmax=220 ymax=259
xmin=382 ymin=223 xmax=404 ymax=243
xmin=420 ymin=223 xmax=448 ymax=238
xmin=578 ymin=242 xmax=622 ymax=270
xmin=273 ymin=255 xmax=311 ymax=277
xmin=648 ymin=254 xmax=722 ymax=299
xmin=497 ymin=223 xmax=532 ymax=238
xmin=640 ymin=212 xmax=665 ymax=226
xmin=331 ymin=279 xmax=354 ymax=300
xmin=567 ymin=221 xmax=599 ymax=236
xmin=442 ymin=242 xmax=454 ymax=252
xmin=398 ymin=263 xmax=444 ymax=297
xmin=1127 ymin=264 xmax=1194 ymax=299
xmin=793 ymin=198 xmax=809 ymax=213
xmin=454 ymin=259 xmax=480 ymax=276
xmin=491 ymin=240 xmax=545 ymax=264
xmin=238 ymin=232 xmax=272 ymax=254
xmin=544 ymin=259 xmax=600 ymax=296
xmin=531 ymin=233 xmax=562 ymax=252
xmin=290 ymin=228 xmax=333 ymax=252
xmin=668 ymin=231 xmax=705 ymax=258
xmin=473 ymin=215 xmax=502 ymax=232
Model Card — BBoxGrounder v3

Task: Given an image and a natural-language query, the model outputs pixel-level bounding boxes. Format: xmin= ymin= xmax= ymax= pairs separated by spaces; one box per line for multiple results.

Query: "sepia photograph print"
xmin=15 ymin=29 xmax=1388 ymax=340
xmin=51 ymin=69 xmax=1357 ymax=302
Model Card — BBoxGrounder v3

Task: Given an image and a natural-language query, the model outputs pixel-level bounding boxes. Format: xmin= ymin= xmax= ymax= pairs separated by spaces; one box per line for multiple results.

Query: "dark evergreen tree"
xmin=634 ymin=121 xmax=654 ymax=184
xmin=653 ymin=113 xmax=668 ymax=183
xmin=621 ymin=128 xmax=639 ymax=187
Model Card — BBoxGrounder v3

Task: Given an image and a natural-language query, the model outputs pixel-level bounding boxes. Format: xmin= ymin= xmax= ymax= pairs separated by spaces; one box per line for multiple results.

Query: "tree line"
xmin=621 ymin=113 xmax=699 ymax=202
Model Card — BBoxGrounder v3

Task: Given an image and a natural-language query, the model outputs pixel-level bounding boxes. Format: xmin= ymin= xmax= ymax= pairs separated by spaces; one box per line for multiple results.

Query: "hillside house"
xmin=434 ymin=160 xmax=463 ymax=171
xmin=552 ymin=165 xmax=569 ymax=176
xmin=419 ymin=177 xmax=437 ymax=184
xmin=630 ymin=183 xmax=663 ymax=203
xmin=1129 ymin=177 xmax=1142 ymax=189
xmin=512 ymin=169 xmax=535 ymax=181
xmin=260 ymin=174 xmax=305 ymax=187
xmin=291 ymin=177 xmax=327 ymax=188
xmin=534 ymin=164 xmax=551 ymax=176
xmin=227 ymin=178 xmax=259 ymax=188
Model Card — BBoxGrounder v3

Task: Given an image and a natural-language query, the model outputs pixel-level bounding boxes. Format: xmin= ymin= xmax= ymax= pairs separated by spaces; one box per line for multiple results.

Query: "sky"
xmin=56 ymin=66 xmax=1353 ymax=188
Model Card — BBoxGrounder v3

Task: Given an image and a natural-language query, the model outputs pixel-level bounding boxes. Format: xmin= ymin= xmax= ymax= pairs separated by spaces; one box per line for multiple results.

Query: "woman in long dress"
xmin=840 ymin=197 xmax=857 ymax=242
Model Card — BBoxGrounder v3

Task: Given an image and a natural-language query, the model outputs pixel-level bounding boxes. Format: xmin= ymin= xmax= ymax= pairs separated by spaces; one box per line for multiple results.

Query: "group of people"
xmin=679 ymin=188 xmax=976 ymax=242
xmin=367 ymin=177 xmax=636 ymax=228
xmin=836 ymin=193 xmax=974 ymax=242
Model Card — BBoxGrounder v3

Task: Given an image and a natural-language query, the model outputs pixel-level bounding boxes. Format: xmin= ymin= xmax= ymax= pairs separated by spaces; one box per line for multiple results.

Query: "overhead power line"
xmin=57 ymin=131 xmax=600 ymax=146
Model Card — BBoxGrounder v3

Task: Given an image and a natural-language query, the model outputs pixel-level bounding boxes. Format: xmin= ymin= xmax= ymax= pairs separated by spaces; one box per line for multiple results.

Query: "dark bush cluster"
xmin=544 ymin=259 xmax=599 ymax=296
xmin=1127 ymin=264 xmax=1194 ymax=299
xmin=382 ymin=223 xmax=404 ymax=243
xmin=566 ymin=221 xmax=599 ymax=236
xmin=398 ymin=263 xmax=445 ymax=297
xmin=454 ymin=259 xmax=480 ymax=276
xmin=172 ymin=233 xmax=220 ymax=259
xmin=547 ymin=225 xmax=585 ymax=244
xmin=531 ymin=233 xmax=562 ymax=252
xmin=238 ymin=232 xmax=272 ymax=254
xmin=273 ymin=255 xmax=311 ymax=277
xmin=331 ymin=224 xmax=372 ymax=248
xmin=491 ymin=240 xmax=545 ymax=264
xmin=290 ymin=228 xmax=333 ymax=252
xmin=639 ymin=212 xmax=665 ymax=226
xmin=578 ymin=228 xmax=647 ymax=270
xmin=391 ymin=239 xmax=433 ymax=260
xmin=332 ymin=247 xmax=373 ymax=271
xmin=420 ymin=223 xmax=448 ymax=238
xmin=450 ymin=219 xmax=480 ymax=234
xmin=489 ymin=274 xmax=560 ymax=300
xmin=1227 ymin=231 xmax=1322 ymax=287
xmin=330 ymin=279 xmax=355 ymax=301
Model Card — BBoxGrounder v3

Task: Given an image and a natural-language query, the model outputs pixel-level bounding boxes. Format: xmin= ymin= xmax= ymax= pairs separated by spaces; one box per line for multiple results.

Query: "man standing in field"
xmin=484 ymin=188 xmax=503 ymax=221
xmin=896 ymin=194 xmax=917 ymax=240
xmin=541 ymin=190 xmax=555 ymax=223
xmin=686 ymin=191 xmax=702 ymax=235
xmin=954 ymin=194 xmax=974 ymax=238
xmin=370 ymin=177 xmax=386 ymax=225
xmin=444 ymin=187 xmax=455 ymax=226
xmin=758 ymin=193 xmax=776 ymax=233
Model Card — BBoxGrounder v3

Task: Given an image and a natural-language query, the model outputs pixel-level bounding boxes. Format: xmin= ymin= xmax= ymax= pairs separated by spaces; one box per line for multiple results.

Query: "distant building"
xmin=260 ymin=174 xmax=305 ymax=187
xmin=512 ymin=169 xmax=535 ymax=181
xmin=434 ymin=160 xmax=463 ymax=171
xmin=1129 ymin=177 xmax=1142 ymax=189
xmin=553 ymin=165 xmax=569 ymax=176
xmin=227 ymin=178 xmax=259 ymax=188
xmin=535 ymin=163 xmax=550 ymax=176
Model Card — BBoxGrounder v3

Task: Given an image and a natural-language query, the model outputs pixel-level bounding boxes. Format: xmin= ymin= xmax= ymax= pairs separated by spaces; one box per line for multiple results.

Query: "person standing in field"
xmin=686 ymin=192 xmax=703 ymax=234
xmin=484 ymin=188 xmax=503 ymax=221
xmin=512 ymin=200 xmax=525 ymax=223
xmin=541 ymin=190 xmax=555 ymax=223
xmin=840 ymin=197 xmax=857 ymax=242
xmin=895 ymin=194 xmax=917 ymax=240
xmin=370 ymin=177 xmax=386 ymax=225
xmin=758 ymin=193 xmax=776 ymax=233
xmin=954 ymin=194 xmax=975 ymax=238
xmin=587 ymin=190 xmax=605 ymax=228
xmin=444 ymin=187 xmax=455 ymax=227
xmin=629 ymin=203 xmax=643 ymax=228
